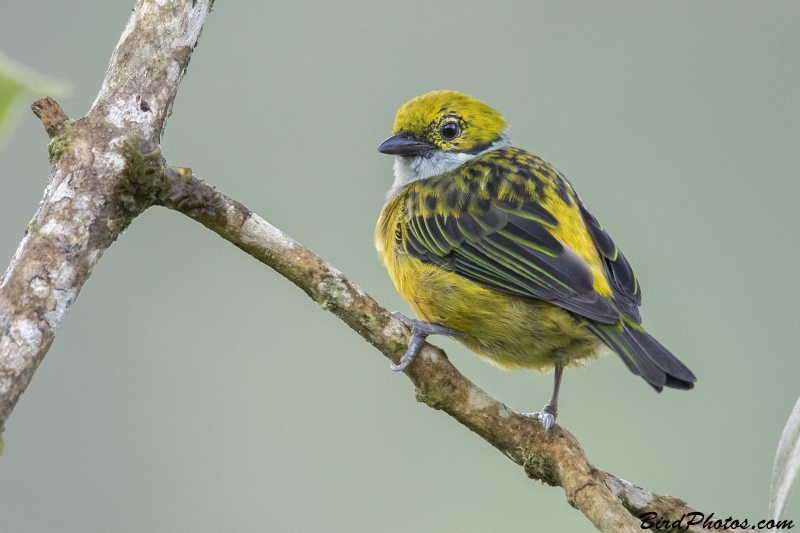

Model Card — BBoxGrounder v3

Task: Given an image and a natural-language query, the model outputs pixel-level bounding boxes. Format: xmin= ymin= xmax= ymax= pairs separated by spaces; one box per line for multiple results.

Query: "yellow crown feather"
xmin=392 ymin=90 xmax=508 ymax=153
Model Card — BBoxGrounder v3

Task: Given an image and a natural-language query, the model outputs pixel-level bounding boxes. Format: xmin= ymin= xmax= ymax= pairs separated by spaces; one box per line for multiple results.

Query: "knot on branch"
xmin=161 ymin=167 xmax=224 ymax=219
xmin=117 ymin=137 xmax=167 ymax=215
xmin=117 ymin=138 xmax=224 ymax=219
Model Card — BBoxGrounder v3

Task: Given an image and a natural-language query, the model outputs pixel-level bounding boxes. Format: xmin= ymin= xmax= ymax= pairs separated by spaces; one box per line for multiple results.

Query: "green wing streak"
xmin=435 ymin=217 xmax=462 ymax=248
xmin=505 ymin=208 xmax=558 ymax=227
xmin=497 ymin=229 xmax=559 ymax=257
xmin=421 ymin=217 xmax=449 ymax=255
xmin=465 ymin=240 xmax=556 ymax=292
xmin=478 ymin=236 xmax=574 ymax=292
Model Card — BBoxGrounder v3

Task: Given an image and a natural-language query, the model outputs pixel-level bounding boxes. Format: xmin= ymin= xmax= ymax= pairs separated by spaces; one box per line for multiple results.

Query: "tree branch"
xmin=150 ymin=160 xmax=737 ymax=533
xmin=0 ymin=1 xmax=738 ymax=531
xmin=0 ymin=0 xmax=211 ymax=440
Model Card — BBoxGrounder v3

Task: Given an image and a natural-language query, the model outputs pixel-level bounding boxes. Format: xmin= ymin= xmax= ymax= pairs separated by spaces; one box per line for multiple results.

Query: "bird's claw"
xmin=390 ymin=312 xmax=465 ymax=371
xmin=537 ymin=412 xmax=556 ymax=432
xmin=524 ymin=404 xmax=558 ymax=432
xmin=391 ymin=312 xmax=465 ymax=338
xmin=391 ymin=311 xmax=415 ymax=328
xmin=390 ymin=353 xmax=414 ymax=372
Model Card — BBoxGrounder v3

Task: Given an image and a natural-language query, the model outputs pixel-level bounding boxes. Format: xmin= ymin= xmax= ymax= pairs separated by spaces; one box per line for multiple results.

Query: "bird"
xmin=374 ymin=90 xmax=696 ymax=431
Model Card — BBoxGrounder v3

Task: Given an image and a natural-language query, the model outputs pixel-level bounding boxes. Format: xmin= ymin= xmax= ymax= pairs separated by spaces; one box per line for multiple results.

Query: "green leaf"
xmin=0 ymin=50 xmax=68 ymax=149
xmin=770 ymin=395 xmax=800 ymax=520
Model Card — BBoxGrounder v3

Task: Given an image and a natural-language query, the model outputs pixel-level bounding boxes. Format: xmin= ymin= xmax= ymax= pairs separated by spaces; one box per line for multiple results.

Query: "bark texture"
xmin=0 ymin=0 xmax=212 ymax=434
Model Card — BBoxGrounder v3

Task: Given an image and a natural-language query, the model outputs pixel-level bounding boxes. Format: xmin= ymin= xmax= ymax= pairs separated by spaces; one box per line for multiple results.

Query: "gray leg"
xmin=390 ymin=312 xmax=465 ymax=371
xmin=530 ymin=363 xmax=564 ymax=432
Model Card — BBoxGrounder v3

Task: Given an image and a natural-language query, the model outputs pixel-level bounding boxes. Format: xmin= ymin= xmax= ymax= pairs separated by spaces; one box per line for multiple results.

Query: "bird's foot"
xmin=524 ymin=402 xmax=558 ymax=432
xmin=390 ymin=312 xmax=464 ymax=372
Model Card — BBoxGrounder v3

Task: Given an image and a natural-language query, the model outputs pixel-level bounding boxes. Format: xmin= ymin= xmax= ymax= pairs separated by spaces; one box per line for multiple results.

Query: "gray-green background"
xmin=2 ymin=2 xmax=799 ymax=531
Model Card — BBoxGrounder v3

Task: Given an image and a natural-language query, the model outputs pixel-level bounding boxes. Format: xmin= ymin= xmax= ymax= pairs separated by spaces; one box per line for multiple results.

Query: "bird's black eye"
xmin=440 ymin=121 xmax=460 ymax=140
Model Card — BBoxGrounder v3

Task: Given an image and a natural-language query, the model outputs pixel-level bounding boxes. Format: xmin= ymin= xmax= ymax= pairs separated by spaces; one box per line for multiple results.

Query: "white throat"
xmin=386 ymin=133 xmax=512 ymax=199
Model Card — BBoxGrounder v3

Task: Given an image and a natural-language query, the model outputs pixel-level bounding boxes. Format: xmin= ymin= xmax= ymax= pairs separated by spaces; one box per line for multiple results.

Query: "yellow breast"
xmin=375 ymin=189 xmax=603 ymax=370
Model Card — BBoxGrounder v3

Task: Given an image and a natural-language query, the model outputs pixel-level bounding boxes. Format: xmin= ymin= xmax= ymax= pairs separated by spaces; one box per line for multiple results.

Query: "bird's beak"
xmin=377 ymin=132 xmax=435 ymax=156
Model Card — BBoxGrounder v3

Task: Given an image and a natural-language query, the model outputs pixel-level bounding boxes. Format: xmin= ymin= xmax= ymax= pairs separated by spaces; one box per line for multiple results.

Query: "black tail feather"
xmin=584 ymin=319 xmax=696 ymax=391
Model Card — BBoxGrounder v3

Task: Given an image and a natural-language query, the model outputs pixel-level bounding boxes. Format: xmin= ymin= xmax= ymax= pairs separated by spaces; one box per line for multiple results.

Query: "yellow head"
xmin=378 ymin=91 xmax=511 ymax=195
xmin=390 ymin=91 xmax=507 ymax=153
